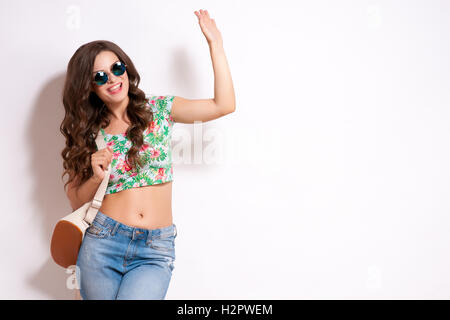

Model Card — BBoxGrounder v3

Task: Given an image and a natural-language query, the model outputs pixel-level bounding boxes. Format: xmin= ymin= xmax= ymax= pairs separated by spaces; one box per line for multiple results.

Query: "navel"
xmin=138 ymin=212 xmax=144 ymax=219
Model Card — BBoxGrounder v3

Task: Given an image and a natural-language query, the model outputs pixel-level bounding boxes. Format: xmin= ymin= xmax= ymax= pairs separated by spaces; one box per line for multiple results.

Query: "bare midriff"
xmin=99 ymin=181 xmax=173 ymax=230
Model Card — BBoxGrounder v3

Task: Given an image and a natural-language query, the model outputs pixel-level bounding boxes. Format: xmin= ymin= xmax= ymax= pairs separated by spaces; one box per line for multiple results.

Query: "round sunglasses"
xmin=92 ymin=61 xmax=127 ymax=86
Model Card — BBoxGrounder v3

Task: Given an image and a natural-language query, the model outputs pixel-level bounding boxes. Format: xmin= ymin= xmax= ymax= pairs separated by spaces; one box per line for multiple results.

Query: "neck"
xmin=106 ymin=95 xmax=130 ymax=122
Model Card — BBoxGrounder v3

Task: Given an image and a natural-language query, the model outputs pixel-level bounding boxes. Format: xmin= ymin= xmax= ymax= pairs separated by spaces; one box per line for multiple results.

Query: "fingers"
xmin=92 ymin=156 xmax=111 ymax=172
xmin=101 ymin=148 xmax=113 ymax=162
xmin=92 ymin=148 xmax=113 ymax=163
xmin=103 ymin=158 xmax=110 ymax=170
xmin=90 ymin=147 xmax=113 ymax=178
xmin=108 ymin=147 xmax=113 ymax=162
xmin=195 ymin=9 xmax=211 ymax=19
xmin=92 ymin=157 xmax=109 ymax=165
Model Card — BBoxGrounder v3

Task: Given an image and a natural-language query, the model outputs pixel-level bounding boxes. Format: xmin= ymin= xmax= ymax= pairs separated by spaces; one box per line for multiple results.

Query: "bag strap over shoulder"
xmin=84 ymin=130 xmax=112 ymax=225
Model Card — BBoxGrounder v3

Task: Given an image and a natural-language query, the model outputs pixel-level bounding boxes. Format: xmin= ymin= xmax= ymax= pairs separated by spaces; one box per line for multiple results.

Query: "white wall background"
xmin=0 ymin=0 xmax=449 ymax=299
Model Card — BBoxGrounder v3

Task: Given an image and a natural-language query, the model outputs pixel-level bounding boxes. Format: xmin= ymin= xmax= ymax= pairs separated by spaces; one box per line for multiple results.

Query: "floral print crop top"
xmin=98 ymin=94 xmax=175 ymax=195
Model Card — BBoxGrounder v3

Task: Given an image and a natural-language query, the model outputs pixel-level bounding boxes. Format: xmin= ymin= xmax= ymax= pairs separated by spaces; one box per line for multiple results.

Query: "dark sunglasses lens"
xmin=112 ymin=62 xmax=126 ymax=76
xmin=94 ymin=71 xmax=108 ymax=85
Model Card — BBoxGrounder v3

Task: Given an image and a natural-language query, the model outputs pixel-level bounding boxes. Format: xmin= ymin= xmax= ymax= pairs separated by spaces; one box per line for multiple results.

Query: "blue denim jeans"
xmin=76 ymin=210 xmax=177 ymax=300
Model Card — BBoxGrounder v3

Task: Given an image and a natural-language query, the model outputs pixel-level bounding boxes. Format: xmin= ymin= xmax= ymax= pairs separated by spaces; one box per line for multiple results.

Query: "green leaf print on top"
xmin=99 ymin=94 xmax=175 ymax=195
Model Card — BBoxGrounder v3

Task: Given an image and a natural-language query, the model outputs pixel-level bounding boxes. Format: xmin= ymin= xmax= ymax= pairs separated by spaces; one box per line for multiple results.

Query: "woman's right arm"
xmin=66 ymin=146 xmax=113 ymax=211
xmin=66 ymin=176 xmax=103 ymax=211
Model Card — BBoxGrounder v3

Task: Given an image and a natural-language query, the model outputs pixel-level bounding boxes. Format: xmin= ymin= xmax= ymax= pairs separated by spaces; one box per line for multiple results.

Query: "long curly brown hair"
xmin=60 ymin=40 xmax=154 ymax=192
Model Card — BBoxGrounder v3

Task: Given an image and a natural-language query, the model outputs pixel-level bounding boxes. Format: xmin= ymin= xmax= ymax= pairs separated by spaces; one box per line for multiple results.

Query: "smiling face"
xmin=91 ymin=50 xmax=129 ymax=106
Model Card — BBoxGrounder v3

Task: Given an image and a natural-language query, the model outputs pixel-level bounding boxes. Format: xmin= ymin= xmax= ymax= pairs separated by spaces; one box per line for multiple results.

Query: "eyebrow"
xmin=92 ymin=60 xmax=121 ymax=74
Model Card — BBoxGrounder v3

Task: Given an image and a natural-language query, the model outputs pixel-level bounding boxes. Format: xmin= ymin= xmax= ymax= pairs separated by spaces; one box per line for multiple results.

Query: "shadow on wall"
xmin=26 ymin=73 xmax=76 ymax=300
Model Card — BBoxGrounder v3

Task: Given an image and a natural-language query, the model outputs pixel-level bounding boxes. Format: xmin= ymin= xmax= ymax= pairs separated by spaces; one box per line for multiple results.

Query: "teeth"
xmin=109 ymin=83 xmax=121 ymax=91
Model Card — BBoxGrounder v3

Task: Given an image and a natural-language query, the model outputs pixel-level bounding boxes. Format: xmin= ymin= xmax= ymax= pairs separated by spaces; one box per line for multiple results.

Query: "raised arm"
xmin=171 ymin=9 xmax=235 ymax=124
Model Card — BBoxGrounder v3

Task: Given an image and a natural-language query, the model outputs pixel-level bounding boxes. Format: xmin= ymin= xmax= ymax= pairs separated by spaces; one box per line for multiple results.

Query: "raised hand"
xmin=194 ymin=9 xmax=223 ymax=46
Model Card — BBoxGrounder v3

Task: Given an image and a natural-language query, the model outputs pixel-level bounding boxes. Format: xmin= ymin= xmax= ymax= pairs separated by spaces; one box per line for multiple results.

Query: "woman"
xmin=61 ymin=9 xmax=235 ymax=300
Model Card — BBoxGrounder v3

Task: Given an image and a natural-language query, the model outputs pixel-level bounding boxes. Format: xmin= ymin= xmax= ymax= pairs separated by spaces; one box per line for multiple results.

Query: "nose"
xmin=106 ymin=72 xmax=121 ymax=84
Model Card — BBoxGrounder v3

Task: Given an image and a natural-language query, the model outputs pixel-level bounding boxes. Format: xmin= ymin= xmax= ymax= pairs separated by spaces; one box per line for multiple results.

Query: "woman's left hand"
xmin=194 ymin=9 xmax=223 ymax=46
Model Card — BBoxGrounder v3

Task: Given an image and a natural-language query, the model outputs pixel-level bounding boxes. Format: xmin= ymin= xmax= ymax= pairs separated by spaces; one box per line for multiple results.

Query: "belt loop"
xmin=111 ymin=222 xmax=119 ymax=236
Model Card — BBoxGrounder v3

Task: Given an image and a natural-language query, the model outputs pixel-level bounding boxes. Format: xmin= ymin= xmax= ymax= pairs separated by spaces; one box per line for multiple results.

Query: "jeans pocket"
xmin=150 ymin=235 xmax=174 ymax=252
xmin=85 ymin=222 xmax=111 ymax=239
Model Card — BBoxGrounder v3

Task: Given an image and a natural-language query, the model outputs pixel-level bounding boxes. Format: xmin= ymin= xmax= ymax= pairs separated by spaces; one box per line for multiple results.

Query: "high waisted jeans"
xmin=76 ymin=210 xmax=177 ymax=300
